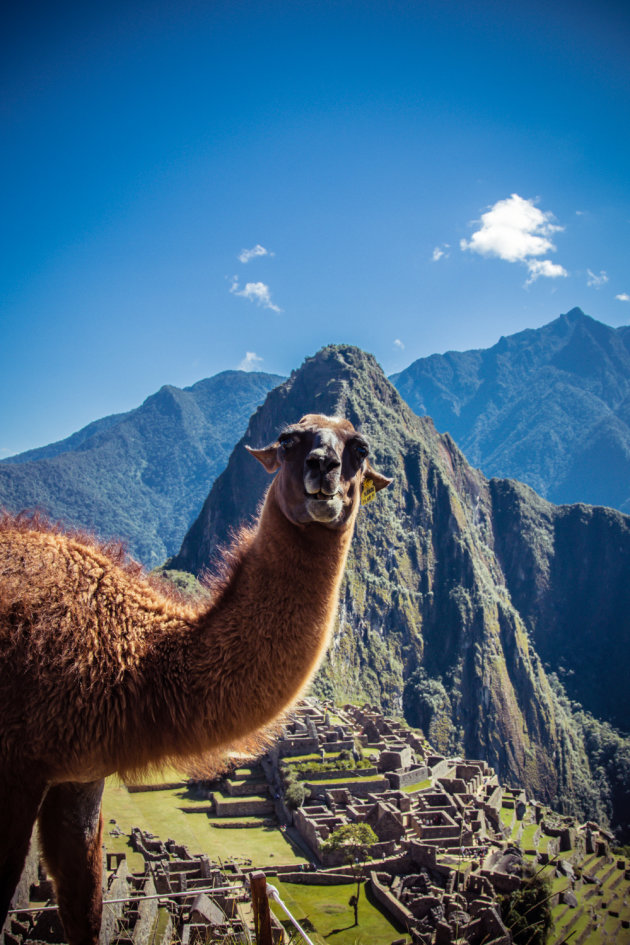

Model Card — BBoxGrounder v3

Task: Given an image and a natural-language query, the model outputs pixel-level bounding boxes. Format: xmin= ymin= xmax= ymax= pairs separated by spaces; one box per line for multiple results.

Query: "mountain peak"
xmin=169 ymin=341 xmax=630 ymax=835
xmin=392 ymin=309 xmax=630 ymax=512
xmin=563 ymin=306 xmax=587 ymax=322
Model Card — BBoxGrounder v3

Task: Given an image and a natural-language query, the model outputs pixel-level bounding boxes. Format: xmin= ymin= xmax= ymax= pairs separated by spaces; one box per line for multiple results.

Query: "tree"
xmin=321 ymin=823 xmax=378 ymax=925
xmin=284 ymin=781 xmax=310 ymax=810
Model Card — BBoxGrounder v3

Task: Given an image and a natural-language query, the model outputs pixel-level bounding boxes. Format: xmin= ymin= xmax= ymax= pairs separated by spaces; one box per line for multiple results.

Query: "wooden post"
xmin=250 ymin=870 xmax=273 ymax=945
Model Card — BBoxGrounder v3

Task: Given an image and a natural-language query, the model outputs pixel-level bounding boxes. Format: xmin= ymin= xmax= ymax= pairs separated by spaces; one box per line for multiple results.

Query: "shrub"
xmin=499 ymin=867 xmax=552 ymax=945
xmin=285 ymin=782 xmax=310 ymax=810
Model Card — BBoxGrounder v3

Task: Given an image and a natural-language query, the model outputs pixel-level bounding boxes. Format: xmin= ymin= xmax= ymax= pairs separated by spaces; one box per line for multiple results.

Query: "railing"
xmin=8 ymin=884 xmax=243 ymax=914
xmin=10 ymin=870 xmax=314 ymax=943
xmin=250 ymin=871 xmax=315 ymax=945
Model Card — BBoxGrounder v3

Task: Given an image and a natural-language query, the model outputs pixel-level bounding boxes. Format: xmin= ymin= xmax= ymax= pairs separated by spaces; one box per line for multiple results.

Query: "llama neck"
xmin=170 ymin=482 xmax=357 ymax=756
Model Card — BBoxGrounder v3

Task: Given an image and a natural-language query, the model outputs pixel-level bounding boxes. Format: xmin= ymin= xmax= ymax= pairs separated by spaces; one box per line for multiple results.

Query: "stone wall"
xmin=213 ymin=797 xmax=275 ymax=817
xmin=387 ymin=766 xmax=430 ymax=790
xmin=130 ymin=875 xmax=158 ymax=945
xmin=224 ymin=778 xmax=269 ymax=796
xmin=306 ymin=777 xmax=390 ymax=799
xmin=278 ymin=736 xmax=319 ymax=756
xmin=100 ymin=859 xmax=130 ymax=945
xmin=289 ymin=766 xmax=378 ymax=782
xmin=380 ymin=746 xmax=414 ymax=772
xmin=369 ymin=871 xmax=415 ymax=929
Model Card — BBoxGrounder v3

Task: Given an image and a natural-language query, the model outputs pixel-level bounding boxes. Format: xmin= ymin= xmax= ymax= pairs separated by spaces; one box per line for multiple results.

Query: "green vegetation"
xmin=284 ymin=781 xmax=310 ymax=810
xmin=402 ymin=777 xmax=432 ymax=794
xmin=269 ymin=879 xmax=411 ymax=945
xmin=520 ymin=823 xmax=539 ymax=851
xmin=500 ymin=867 xmax=553 ymax=945
xmin=101 ymin=777 xmax=307 ymax=867
xmin=402 ymin=668 xmax=454 ymax=753
xmin=320 ymin=824 xmax=379 ymax=926
xmin=155 ymin=568 xmax=204 ymax=597
xmin=0 ymin=370 xmax=282 ymax=567
xmin=279 ymin=752 xmax=339 ymax=763
xmin=282 ymin=757 xmax=373 ymax=778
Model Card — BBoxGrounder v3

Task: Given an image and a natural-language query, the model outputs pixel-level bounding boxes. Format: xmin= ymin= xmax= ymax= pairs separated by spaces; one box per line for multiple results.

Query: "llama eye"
xmin=279 ymin=435 xmax=295 ymax=450
xmin=352 ymin=441 xmax=369 ymax=459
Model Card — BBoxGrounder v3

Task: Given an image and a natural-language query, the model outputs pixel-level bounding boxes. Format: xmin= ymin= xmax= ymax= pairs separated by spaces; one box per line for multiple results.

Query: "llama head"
xmin=246 ymin=414 xmax=392 ymax=528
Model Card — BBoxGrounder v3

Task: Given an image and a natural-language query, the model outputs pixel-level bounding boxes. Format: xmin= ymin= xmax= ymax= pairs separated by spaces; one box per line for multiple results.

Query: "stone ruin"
xmin=5 ymin=696 xmax=625 ymax=945
xmin=261 ymin=698 xmax=621 ymax=945
xmin=4 ymin=829 xmax=254 ymax=945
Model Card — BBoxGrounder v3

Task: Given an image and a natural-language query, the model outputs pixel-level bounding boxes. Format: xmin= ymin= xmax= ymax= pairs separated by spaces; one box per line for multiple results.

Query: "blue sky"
xmin=2 ymin=0 xmax=629 ymax=455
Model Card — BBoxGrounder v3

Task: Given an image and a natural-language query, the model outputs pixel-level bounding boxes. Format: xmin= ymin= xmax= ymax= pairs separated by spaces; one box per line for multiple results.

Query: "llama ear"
xmin=364 ymin=462 xmax=393 ymax=493
xmin=245 ymin=443 xmax=281 ymax=473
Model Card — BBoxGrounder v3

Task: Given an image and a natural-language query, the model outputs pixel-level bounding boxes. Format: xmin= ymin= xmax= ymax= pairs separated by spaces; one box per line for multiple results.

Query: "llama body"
xmin=0 ymin=414 xmax=390 ymax=943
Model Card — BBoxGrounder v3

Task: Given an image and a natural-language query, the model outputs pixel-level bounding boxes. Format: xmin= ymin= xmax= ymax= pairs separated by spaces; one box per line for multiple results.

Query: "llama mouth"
xmin=304 ymin=490 xmax=340 ymax=501
xmin=304 ymin=491 xmax=344 ymax=523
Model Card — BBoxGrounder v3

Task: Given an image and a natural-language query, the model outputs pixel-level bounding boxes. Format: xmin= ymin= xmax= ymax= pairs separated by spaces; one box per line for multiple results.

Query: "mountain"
xmin=169 ymin=345 xmax=630 ymax=837
xmin=0 ymin=371 xmax=283 ymax=567
xmin=391 ymin=308 xmax=630 ymax=513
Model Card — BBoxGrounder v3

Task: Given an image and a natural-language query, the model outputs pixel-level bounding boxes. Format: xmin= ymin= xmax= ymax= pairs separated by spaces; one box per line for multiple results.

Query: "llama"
xmin=0 ymin=413 xmax=390 ymax=944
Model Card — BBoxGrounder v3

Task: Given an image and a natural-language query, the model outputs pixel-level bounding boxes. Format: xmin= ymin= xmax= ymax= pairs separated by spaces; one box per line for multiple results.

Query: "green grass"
xmin=520 ymin=823 xmax=539 ymax=851
xmin=551 ymin=876 xmax=572 ymax=897
xmin=150 ymin=907 xmax=172 ymax=943
xmin=233 ymin=766 xmax=264 ymax=778
xmin=589 ymin=856 xmax=611 ymax=877
xmin=582 ymin=923 xmax=607 ymax=945
xmin=102 ymin=777 xmax=307 ymax=868
xmin=538 ymin=834 xmax=554 ymax=854
xmin=402 ymin=778 xmax=432 ymax=793
xmin=268 ymin=879 xmax=411 ymax=945
xmin=282 ymin=753 xmax=340 ymax=764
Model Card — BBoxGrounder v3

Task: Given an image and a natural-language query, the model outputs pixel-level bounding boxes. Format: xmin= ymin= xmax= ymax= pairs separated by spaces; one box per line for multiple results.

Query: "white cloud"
xmin=238 ymin=244 xmax=274 ymax=264
xmin=525 ymin=259 xmax=568 ymax=284
xmin=616 ymin=293 xmax=630 ymax=302
xmin=394 ymin=338 xmax=405 ymax=350
xmin=230 ymin=278 xmax=282 ymax=312
xmin=587 ymin=269 xmax=608 ymax=288
xmin=238 ymin=351 xmax=263 ymax=371
xmin=462 ymin=192 xmax=564 ymax=256
xmin=432 ymin=244 xmax=450 ymax=262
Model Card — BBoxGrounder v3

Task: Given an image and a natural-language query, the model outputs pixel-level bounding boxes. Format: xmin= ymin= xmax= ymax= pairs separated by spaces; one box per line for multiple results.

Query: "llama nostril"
xmin=306 ymin=456 xmax=321 ymax=472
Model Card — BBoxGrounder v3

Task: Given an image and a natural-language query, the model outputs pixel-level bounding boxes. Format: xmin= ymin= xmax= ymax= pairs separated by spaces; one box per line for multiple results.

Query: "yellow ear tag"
xmin=361 ymin=478 xmax=376 ymax=505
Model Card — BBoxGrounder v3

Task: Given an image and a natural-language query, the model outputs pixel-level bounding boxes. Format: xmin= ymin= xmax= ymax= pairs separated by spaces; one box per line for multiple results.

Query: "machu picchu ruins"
xmin=4 ymin=699 xmax=630 ymax=944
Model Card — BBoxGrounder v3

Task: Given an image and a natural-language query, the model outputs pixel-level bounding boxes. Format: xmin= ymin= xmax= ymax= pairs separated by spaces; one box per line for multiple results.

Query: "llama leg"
xmin=38 ymin=779 xmax=105 ymax=945
xmin=0 ymin=777 xmax=46 ymax=926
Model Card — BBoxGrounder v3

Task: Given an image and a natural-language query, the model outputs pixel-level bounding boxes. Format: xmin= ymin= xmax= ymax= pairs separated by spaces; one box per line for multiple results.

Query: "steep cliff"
xmin=170 ymin=345 xmax=630 ymax=834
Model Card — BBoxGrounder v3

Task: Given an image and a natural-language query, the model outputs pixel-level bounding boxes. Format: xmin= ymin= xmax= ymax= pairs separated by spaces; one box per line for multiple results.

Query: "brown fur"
xmin=0 ymin=414 xmax=390 ymax=943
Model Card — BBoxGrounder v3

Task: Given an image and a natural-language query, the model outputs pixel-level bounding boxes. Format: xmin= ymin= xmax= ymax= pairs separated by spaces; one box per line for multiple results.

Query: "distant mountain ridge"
xmin=170 ymin=344 xmax=630 ymax=837
xmin=391 ymin=308 xmax=630 ymax=513
xmin=0 ymin=371 xmax=283 ymax=567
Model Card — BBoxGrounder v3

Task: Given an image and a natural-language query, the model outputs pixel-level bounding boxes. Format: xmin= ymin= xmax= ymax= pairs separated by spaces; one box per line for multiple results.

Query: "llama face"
xmin=247 ymin=414 xmax=391 ymax=528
